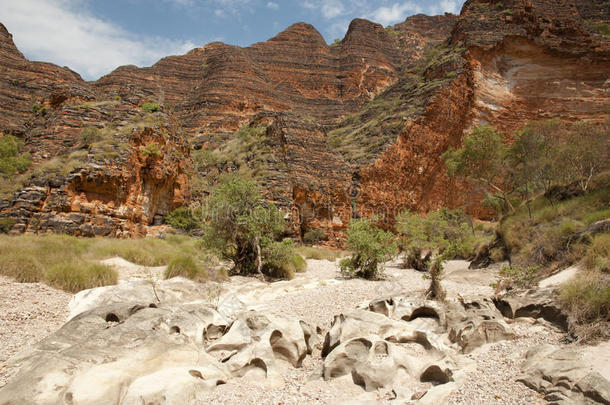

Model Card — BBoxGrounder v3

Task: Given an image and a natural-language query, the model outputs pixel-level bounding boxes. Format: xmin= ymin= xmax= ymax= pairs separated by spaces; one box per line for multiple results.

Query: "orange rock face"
xmin=0 ymin=0 xmax=608 ymax=240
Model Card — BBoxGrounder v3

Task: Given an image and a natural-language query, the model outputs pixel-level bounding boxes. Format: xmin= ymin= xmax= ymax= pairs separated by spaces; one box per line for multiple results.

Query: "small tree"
xmin=339 ymin=217 xmax=397 ymax=279
xmin=443 ymin=126 xmax=514 ymax=215
xmin=397 ymin=208 xmax=471 ymax=300
xmin=202 ymin=176 xmax=286 ymax=277
xmin=559 ymin=120 xmax=609 ymax=192
xmin=396 ymin=208 xmax=470 ymax=271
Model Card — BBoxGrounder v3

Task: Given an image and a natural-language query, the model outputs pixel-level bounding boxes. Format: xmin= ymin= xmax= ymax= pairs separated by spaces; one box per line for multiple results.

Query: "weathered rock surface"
xmin=494 ymin=288 xmax=570 ymax=330
xmin=518 ymin=344 xmax=610 ymax=404
xmin=321 ymin=294 xmax=513 ymax=400
xmin=0 ymin=298 xmax=315 ymax=405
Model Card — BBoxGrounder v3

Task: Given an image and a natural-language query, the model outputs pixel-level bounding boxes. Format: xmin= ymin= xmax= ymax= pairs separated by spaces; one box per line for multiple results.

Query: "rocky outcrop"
xmin=518 ymin=344 xmax=610 ymax=404
xmin=494 ymin=288 xmax=570 ymax=330
xmin=320 ymin=294 xmax=513 ymax=400
xmin=0 ymin=281 xmax=316 ymax=405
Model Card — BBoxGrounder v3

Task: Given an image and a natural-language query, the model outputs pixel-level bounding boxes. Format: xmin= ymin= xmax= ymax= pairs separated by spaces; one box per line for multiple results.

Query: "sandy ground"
xmin=0 ymin=257 xmax=570 ymax=403
xmin=0 ymin=276 xmax=71 ymax=387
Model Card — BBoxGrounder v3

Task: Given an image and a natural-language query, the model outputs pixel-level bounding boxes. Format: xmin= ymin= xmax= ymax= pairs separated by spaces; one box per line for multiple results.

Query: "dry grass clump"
xmin=296 ymin=246 xmax=345 ymax=262
xmin=164 ymin=256 xmax=208 ymax=282
xmin=500 ymin=188 xmax=608 ymax=269
xmin=44 ymin=262 xmax=118 ymax=293
xmin=0 ymin=234 xmax=219 ymax=292
xmin=559 ymin=271 xmax=610 ymax=342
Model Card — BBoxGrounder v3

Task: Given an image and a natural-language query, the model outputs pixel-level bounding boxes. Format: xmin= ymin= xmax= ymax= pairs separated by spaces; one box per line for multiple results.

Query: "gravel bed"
xmin=0 ymin=276 xmax=71 ymax=387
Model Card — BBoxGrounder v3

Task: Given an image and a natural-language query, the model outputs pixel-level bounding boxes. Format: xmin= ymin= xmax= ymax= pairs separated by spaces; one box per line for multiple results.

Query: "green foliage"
xmin=396 ymin=208 xmax=473 ymax=270
xmin=80 ymin=127 xmax=103 ymax=146
xmin=339 ymin=217 xmax=397 ymax=279
xmin=444 ymin=125 xmax=514 ymax=214
xmin=164 ymin=256 xmax=207 ymax=281
xmin=494 ymin=265 xmax=540 ymax=290
xmin=591 ymin=21 xmax=610 ymax=36
xmin=165 ymin=207 xmax=202 ymax=232
xmin=141 ymin=144 xmax=162 ymax=157
xmin=557 ymin=120 xmax=609 ymax=192
xmin=44 ymin=261 xmax=118 ymax=293
xmin=190 ymin=125 xmax=272 ymax=196
xmin=202 ymin=176 xmax=290 ymax=277
xmin=263 ymin=239 xmax=305 ymax=279
xmin=142 ymin=102 xmax=162 ymax=113
xmin=32 ymin=104 xmax=47 ymax=116
xmin=0 ymin=134 xmax=31 ymax=177
xmin=444 ymin=120 xmax=609 ymax=219
xmin=303 ymin=228 xmax=326 ymax=245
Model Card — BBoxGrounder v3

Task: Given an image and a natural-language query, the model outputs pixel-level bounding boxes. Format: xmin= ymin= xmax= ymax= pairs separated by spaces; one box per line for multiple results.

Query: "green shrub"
xmin=80 ymin=126 xmax=103 ymax=146
xmin=396 ymin=208 xmax=473 ymax=271
xmin=0 ymin=134 xmax=31 ymax=176
xmin=592 ymin=21 xmax=610 ymax=36
xmin=303 ymin=228 xmax=326 ymax=245
xmin=164 ymin=256 xmax=207 ymax=281
xmin=165 ymin=207 xmax=201 ymax=232
xmin=142 ymin=102 xmax=161 ymax=113
xmin=494 ymin=265 xmax=540 ymax=290
xmin=263 ymin=239 xmax=302 ymax=280
xmin=44 ymin=261 xmax=118 ymax=292
xmin=339 ymin=217 xmax=397 ymax=279
xmin=32 ymin=104 xmax=47 ymax=116
xmin=141 ymin=144 xmax=161 ymax=157
xmin=290 ymin=253 xmax=307 ymax=273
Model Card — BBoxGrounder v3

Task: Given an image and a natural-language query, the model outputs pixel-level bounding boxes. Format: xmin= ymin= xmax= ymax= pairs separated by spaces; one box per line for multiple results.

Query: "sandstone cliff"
xmin=0 ymin=0 xmax=608 ymax=241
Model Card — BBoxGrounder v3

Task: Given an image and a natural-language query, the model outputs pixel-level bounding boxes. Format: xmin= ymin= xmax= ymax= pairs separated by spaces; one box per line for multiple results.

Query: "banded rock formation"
xmin=0 ymin=0 xmax=608 ymax=239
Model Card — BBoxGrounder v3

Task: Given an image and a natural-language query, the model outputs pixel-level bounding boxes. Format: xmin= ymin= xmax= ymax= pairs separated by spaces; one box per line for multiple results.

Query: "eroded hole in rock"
xmin=407 ymin=307 xmax=440 ymax=322
xmin=149 ymin=303 xmax=158 ymax=308
xmin=203 ymin=324 xmax=226 ymax=341
xmin=270 ymin=329 xmax=297 ymax=366
xmin=373 ymin=341 xmax=389 ymax=362
xmin=345 ymin=338 xmax=372 ymax=361
xmin=188 ymin=369 xmax=204 ymax=379
xmin=237 ymin=358 xmax=268 ymax=379
xmin=420 ymin=365 xmax=453 ymax=385
xmin=170 ymin=326 xmax=181 ymax=334
xmin=129 ymin=305 xmax=146 ymax=315
xmin=105 ymin=313 xmax=120 ymax=323
xmin=351 ymin=370 xmax=366 ymax=389
xmin=216 ymin=380 xmax=226 ymax=386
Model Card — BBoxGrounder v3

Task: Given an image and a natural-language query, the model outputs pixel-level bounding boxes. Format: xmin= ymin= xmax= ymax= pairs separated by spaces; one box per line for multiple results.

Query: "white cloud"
xmin=428 ymin=0 xmax=461 ymax=15
xmin=321 ymin=0 xmax=345 ymax=18
xmin=266 ymin=1 xmax=279 ymax=10
xmin=0 ymin=0 xmax=197 ymax=81
xmin=369 ymin=2 xmax=423 ymax=25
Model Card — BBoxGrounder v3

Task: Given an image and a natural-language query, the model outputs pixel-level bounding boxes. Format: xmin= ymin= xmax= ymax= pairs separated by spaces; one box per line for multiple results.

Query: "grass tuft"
xmin=44 ymin=262 xmax=118 ymax=293
xmin=164 ymin=256 xmax=208 ymax=281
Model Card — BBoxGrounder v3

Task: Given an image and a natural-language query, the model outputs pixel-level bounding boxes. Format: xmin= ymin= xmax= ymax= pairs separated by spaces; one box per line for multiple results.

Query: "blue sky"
xmin=0 ymin=0 xmax=465 ymax=81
